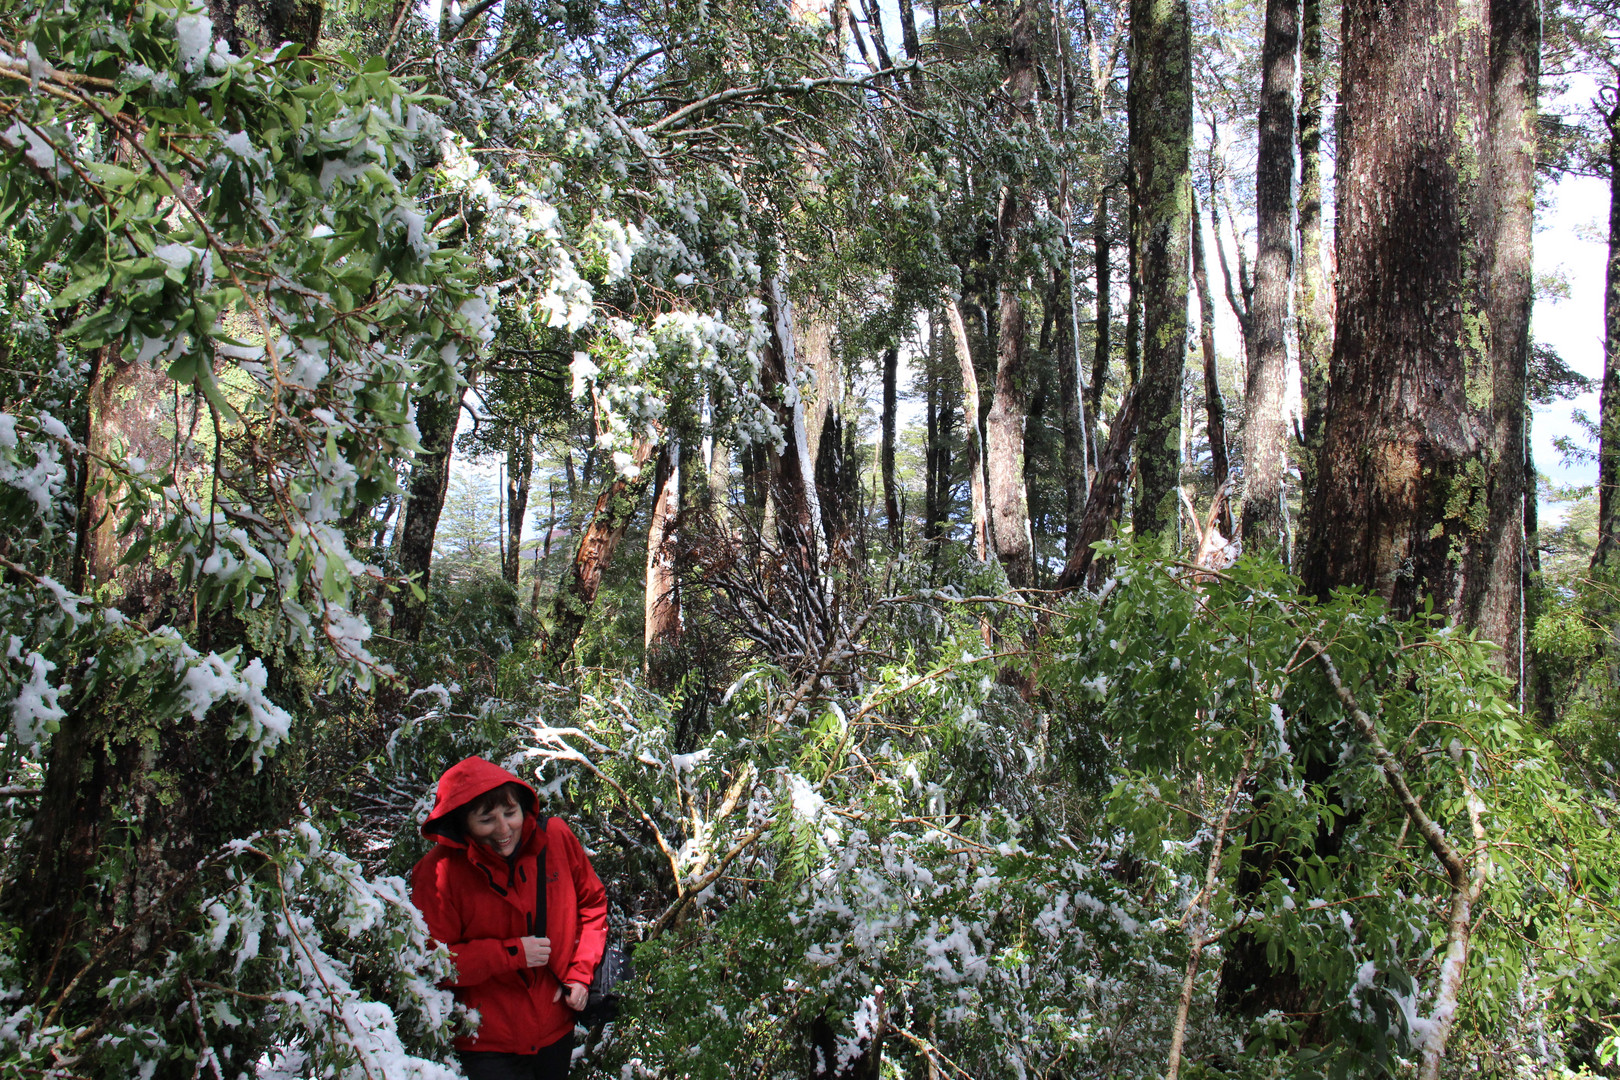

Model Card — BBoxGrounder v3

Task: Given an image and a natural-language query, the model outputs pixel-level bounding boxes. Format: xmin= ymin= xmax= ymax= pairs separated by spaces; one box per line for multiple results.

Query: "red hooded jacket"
xmin=410 ymin=757 xmax=608 ymax=1054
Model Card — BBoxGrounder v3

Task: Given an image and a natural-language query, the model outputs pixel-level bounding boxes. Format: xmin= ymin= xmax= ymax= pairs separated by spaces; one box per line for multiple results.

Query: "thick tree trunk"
xmin=1190 ymin=189 xmax=1234 ymax=539
xmin=1461 ymin=0 xmax=1536 ymax=668
xmin=881 ymin=344 xmax=901 ymax=546
xmin=207 ymin=0 xmax=323 ymax=54
xmin=1294 ymin=0 xmax=1333 ymax=534
xmin=987 ymin=276 xmax=1034 ymax=587
xmin=68 ymin=341 xmax=179 ymax=606
xmin=984 ymin=0 xmax=1038 ymax=587
xmin=391 ymin=386 xmax=466 ymax=642
xmin=1298 ymin=0 xmax=1491 ymax=620
xmin=760 ymin=276 xmax=824 ymax=555
xmin=1127 ymin=0 xmax=1193 ymax=538
xmin=1240 ymin=0 xmax=1299 ymax=555
xmin=1091 ymin=189 xmax=1112 ymax=422
xmin=1593 ymin=110 xmax=1620 ymax=570
xmin=546 ymin=440 xmax=658 ymax=661
xmin=947 ymin=300 xmax=990 ymax=561
xmin=644 ymin=442 xmax=681 ymax=685
xmin=1230 ymin=1 xmax=1496 ymax=1052
xmin=503 ymin=430 xmax=532 ymax=588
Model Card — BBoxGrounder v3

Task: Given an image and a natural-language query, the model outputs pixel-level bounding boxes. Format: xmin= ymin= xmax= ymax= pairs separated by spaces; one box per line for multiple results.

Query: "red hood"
xmin=421 ymin=756 xmax=540 ymax=846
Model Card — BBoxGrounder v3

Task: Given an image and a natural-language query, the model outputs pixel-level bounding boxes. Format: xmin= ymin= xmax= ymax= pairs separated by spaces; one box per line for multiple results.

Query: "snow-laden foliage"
xmin=387 ymin=547 xmax=1616 ymax=1080
xmin=0 ymin=814 xmax=460 ymax=1078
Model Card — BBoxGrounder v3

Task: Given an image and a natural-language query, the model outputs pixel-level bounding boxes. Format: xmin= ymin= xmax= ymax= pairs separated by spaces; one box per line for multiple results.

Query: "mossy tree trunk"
xmin=1127 ymin=0 xmax=1192 ymax=539
xmin=1296 ymin=0 xmax=1492 ymax=620
xmin=1461 ymin=0 xmax=1536 ymax=672
xmin=1294 ymin=0 xmax=1333 ymax=539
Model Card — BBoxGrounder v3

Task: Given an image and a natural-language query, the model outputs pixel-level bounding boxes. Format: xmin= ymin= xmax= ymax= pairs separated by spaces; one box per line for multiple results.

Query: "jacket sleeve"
xmin=557 ymin=822 xmax=609 ymax=987
xmin=410 ymin=856 xmax=528 ymax=988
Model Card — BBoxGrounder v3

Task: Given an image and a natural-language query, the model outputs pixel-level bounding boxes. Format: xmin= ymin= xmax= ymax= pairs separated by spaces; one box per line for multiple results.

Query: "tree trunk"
xmin=947 ymin=300 xmax=990 ymax=561
xmin=881 ymin=344 xmax=901 ymax=546
xmin=1299 ymin=0 xmax=1491 ymax=622
xmin=1127 ymin=0 xmax=1193 ymax=539
xmin=1294 ymin=0 xmax=1333 ymax=535
xmin=1593 ymin=109 xmax=1620 ymax=571
xmin=391 ymin=386 xmax=466 ymax=642
xmin=1190 ymin=189 xmax=1234 ymax=539
xmin=1125 ymin=189 xmax=1142 ymax=389
xmin=644 ymin=442 xmax=681 ymax=686
xmin=207 ymin=0 xmax=323 ymax=54
xmin=984 ymin=0 xmax=1037 ymax=588
xmin=924 ymin=325 xmax=941 ymax=541
xmin=761 ymin=276 xmax=824 ymax=555
xmin=1056 ymin=387 xmax=1140 ymax=589
xmin=69 ymin=349 xmax=172 ymax=598
xmin=1091 ymin=188 xmax=1112 ymax=422
xmin=1240 ymin=0 xmax=1299 ymax=555
xmin=503 ymin=429 xmax=532 ymax=588
xmin=1461 ymin=0 xmax=1536 ymax=669
xmin=1058 ymin=269 xmax=1089 ymax=547
xmin=986 ymin=276 xmax=1034 ymax=587
xmin=1230 ymin=0 xmax=1496 ymax=1043
xmin=545 ymin=440 xmax=658 ymax=661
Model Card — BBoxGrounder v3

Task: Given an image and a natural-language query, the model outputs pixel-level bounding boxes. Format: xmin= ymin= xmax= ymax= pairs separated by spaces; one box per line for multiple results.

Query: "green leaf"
xmin=50 ymin=267 xmax=110 ymax=309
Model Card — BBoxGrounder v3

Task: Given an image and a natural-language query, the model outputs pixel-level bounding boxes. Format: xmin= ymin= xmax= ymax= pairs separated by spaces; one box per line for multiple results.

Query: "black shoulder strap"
xmin=531 ymin=816 xmax=554 ymax=938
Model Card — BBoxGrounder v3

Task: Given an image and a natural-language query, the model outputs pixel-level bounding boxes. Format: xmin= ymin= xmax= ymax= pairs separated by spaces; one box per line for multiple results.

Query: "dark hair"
xmin=463 ymin=782 xmax=528 ymax=821
xmin=439 ymin=782 xmax=530 ymax=841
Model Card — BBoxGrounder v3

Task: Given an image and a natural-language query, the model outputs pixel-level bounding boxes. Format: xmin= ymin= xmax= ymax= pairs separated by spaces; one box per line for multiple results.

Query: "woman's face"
xmin=466 ymin=797 xmax=524 ymax=857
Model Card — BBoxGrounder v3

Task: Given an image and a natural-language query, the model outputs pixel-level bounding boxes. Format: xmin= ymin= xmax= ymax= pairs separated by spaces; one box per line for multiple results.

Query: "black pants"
xmin=456 ymin=1034 xmax=574 ymax=1080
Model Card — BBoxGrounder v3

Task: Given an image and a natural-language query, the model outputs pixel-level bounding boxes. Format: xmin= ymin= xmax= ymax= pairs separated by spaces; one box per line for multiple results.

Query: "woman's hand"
xmin=520 ymin=936 xmax=551 ymax=968
xmin=554 ymin=981 xmax=588 ymax=1011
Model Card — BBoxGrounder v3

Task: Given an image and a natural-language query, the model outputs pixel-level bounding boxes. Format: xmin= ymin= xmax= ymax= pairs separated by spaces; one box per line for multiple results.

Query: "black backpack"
xmin=532 ymin=821 xmax=633 ymax=1027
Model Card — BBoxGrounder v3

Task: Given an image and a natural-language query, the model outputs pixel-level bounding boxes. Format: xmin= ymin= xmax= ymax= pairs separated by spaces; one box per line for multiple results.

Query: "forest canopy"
xmin=0 ymin=0 xmax=1617 ymax=1077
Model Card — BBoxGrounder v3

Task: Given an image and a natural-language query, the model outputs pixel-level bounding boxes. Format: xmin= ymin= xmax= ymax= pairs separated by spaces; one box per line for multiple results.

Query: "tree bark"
xmin=1190 ymin=189 xmax=1233 ymax=539
xmin=1057 ymin=269 xmax=1089 ymax=547
xmin=206 ymin=0 xmax=323 ymax=54
xmin=924 ymin=323 xmax=942 ymax=541
xmin=1240 ymin=0 xmax=1299 ymax=555
xmin=760 ymin=276 xmax=824 ymax=555
xmin=1091 ymin=188 xmax=1112 ymax=422
xmin=1461 ymin=0 xmax=1536 ymax=669
xmin=881 ymin=344 xmax=901 ymax=546
xmin=545 ymin=440 xmax=658 ymax=661
xmin=1593 ymin=108 xmax=1620 ymax=571
xmin=503 ymin=429 xmax=532 ymax=588
xmin=1127 ymin=0 xmax=1193 ymax=538
xmin=391 ymin=386 xmax=466 ymax=642
xmin=1299 ymin=0 xmax=1492 ymax=622
xmin=984 ymin=0 xmax=1037 ymax=588
xmin=986 ymin=275 xmax=1034 ymax=587
xmin=1294 ymin=0 xmax=1333 ymax=535
xmin=945 ymin=300 xmax=990 ymax=561
xmin=1055 ymin=387 xmax=1140 ymax=589
xmin=644 ymin=442 xmax=681 ymax=686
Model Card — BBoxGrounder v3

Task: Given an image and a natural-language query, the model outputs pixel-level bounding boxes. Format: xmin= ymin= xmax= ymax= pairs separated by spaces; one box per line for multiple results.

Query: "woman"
xmin=411 ymin=755 xmax=607 ymax=1079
